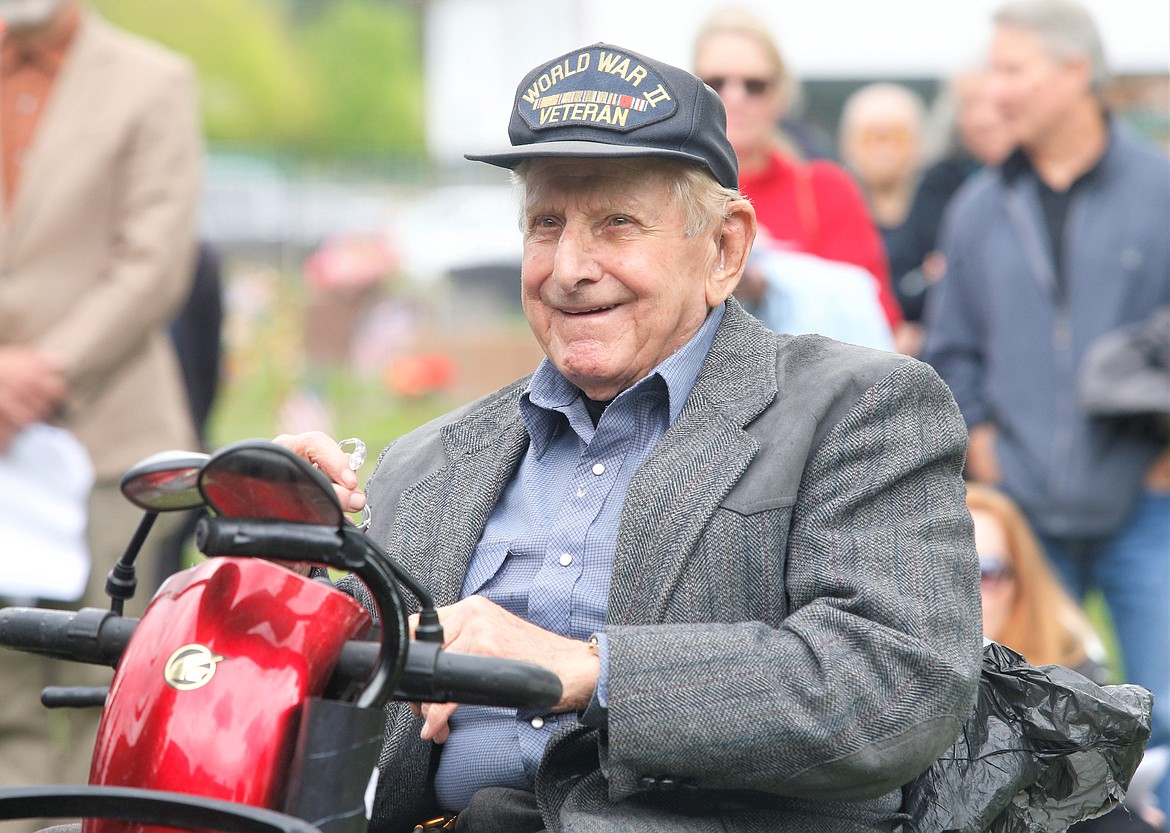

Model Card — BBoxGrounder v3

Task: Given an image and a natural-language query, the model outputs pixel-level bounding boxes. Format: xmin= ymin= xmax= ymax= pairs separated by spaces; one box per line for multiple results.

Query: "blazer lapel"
xmin=390 ymin=392 xmax=530 ymax=607
xmin=608 ymin=301 xmax=779 ymax=624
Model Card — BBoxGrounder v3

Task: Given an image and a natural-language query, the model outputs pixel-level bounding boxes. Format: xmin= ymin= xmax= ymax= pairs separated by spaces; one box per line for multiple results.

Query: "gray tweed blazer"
xmin=359 ymin=300 xmax=982 ymax=833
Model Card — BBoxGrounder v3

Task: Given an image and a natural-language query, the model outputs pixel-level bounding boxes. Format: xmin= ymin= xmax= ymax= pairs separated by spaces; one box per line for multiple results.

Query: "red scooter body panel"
xmin=85 ymin=558 xmax=370 ymax=833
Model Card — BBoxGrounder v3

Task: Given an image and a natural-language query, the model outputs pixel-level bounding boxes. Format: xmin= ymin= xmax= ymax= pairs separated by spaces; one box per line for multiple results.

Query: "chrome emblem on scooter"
xmin=164 ymin=644 xmax=226 ymax=690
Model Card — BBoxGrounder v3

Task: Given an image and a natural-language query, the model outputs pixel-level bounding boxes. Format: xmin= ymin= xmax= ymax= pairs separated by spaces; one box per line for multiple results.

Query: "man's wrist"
xmin=559 ymin=633 xmax=603 ymax=712
xmin=579 ymin=632 xmax=609 ymax=730
xmin=587 ymin=632 xmax=608 ymax=708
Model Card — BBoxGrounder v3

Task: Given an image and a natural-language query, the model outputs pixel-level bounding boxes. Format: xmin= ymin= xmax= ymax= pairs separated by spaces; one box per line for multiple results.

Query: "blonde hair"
xmin=693 ymin=8 xmax=789 ymax=91
xmin=692 ymin=7 xmax=804 ymax=161
xmin=967 ymin=483 xmax=1101 ymax=669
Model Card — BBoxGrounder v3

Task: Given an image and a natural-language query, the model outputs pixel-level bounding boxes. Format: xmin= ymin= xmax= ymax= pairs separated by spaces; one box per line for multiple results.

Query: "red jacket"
xmin=740 ymin=151 xmax=903 ymax=329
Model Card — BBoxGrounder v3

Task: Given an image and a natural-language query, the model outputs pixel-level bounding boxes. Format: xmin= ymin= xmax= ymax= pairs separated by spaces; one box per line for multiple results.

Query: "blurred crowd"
xmin=0 ymin=0 xmax=1167 ymax=831
xmin=694 ymin=5 xmax=1169 ymax=830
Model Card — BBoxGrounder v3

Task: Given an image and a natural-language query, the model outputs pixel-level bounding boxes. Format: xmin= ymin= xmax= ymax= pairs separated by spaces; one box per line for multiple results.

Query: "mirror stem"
xmin=106 ymin=512 xmax=158 ymax=616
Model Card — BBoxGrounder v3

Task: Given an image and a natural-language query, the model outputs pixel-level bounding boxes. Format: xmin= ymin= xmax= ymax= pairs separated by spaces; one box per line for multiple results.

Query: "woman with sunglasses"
xmin=693 ymin=8 xmax=903 ymax=335
xmin=967 ymin=482 xmax=1106 ymax=675
xmin=967 ymin=482 xmax=1168 ymax=831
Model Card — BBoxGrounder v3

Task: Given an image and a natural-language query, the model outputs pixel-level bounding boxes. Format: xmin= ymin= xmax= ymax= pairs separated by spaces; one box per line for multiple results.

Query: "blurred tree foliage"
xmin=91 ymin=0 xmax=425 ymax=159
xmin=296 ymin=0 xmax=425 ymax=156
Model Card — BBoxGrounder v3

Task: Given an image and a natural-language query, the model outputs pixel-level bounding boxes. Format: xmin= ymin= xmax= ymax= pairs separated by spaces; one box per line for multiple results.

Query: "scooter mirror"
xmin=199 ymin=441 xmax=344 ymax=527
xmin=119 ymin=450 xmax=211 ymax=511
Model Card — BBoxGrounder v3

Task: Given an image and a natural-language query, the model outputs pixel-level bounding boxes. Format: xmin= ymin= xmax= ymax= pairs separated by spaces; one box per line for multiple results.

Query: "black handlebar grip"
xmin=0 ymin=607 xmax=135 ymax=666
xmin=388 ymin=640 xmax=563 ymax=710
xmin=195 ymin=517 xmax=347 ymax=567
xmin=431 ymin=650 xmax=562 ymax=709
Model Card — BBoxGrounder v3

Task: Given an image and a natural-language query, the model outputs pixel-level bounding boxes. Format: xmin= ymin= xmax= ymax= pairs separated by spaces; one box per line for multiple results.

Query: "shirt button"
xmin=559 ymin=553 xmax=573 ymax=567
xmin=591 ymin=463 xmax=605 ymax=476
xmin=530 ymin=716 xmax=545 ymax=729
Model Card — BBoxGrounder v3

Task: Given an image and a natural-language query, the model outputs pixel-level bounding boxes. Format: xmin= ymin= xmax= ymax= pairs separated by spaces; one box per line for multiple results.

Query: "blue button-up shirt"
xmin=433 ymin=305 xmax=724 ymax=811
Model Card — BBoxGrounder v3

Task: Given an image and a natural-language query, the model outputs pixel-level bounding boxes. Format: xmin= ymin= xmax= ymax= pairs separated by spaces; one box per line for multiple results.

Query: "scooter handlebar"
xmin=393 ymin=639 xmax=563 ymax=709
xmin=194 ymin=517 xmax=345 ymax=567
xmin=0 ymin=607 xmax=563 ymax=712
xmin=0 ymin=607 xmax=134 ymax=667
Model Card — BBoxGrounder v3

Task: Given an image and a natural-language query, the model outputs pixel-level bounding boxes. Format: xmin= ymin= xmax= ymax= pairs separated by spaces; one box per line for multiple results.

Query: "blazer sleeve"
xmin=601 ymin=359 xmax=982 ymax=802
xmin=37 ymin=58 xmax=202 ymax=386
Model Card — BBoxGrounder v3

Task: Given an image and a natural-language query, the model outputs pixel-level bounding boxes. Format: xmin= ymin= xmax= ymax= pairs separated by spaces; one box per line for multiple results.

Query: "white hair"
xmin=511 ymin=157 xmax=742 ymax=238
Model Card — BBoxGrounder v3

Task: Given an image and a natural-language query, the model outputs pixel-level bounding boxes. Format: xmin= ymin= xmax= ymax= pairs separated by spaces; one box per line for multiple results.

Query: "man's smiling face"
xmin=519 ymin=157 xmax=724 ymax=401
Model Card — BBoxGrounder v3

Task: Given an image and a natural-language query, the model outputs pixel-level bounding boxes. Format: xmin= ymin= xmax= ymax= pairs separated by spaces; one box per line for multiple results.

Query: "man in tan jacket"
xmin=0 ymin=0 xmax=201 ymax=823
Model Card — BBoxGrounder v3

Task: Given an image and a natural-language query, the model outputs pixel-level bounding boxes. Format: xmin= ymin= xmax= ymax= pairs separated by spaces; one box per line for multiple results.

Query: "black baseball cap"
xmin=465 ymin=43 xmax=739 ymax=189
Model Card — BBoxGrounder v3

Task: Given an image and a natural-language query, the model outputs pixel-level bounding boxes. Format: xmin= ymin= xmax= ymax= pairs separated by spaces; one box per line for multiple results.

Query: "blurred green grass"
xmin=1084 ymin=590 xmax=1124 ymax=682
xmin=178 ymin=267 xmax=456 ymax=569
xmin=204 ymin=264 xmax=456 ymax=458
xmin=206 ymin=361 xmax=455 ymax=466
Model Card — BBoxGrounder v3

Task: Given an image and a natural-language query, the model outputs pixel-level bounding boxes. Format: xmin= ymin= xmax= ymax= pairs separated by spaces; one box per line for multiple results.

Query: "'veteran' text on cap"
xmin=519 ymin=47 xmax=677 ymax=133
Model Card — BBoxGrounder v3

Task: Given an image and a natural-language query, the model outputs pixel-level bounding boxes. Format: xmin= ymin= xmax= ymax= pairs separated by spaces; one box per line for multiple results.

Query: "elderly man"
xmin=288 ymin=42 xmax=981 ymax=833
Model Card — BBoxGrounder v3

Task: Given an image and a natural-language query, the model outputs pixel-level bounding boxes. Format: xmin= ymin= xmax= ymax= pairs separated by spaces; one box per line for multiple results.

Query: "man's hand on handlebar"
xmin=408 ymin=596 xmax=599 ymax=744
xmin=273 ymin=431 xmax=367 ymax=514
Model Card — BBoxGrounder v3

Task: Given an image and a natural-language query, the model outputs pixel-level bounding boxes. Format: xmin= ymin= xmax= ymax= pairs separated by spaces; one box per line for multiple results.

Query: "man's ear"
xmin=706 ymin=200 xmax=757 ymax=308
xmin=1065 ymin=54 xmax=1094 ymax=98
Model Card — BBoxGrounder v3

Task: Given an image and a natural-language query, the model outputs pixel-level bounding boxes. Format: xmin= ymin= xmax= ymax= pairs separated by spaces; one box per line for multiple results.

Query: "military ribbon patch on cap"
xmin=518 ymin=46 xmax=677 ymax=133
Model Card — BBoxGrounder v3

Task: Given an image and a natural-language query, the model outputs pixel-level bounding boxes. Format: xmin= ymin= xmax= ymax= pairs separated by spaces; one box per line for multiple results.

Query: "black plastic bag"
xmin=904 ymin=641 xmax=1153 ymax=833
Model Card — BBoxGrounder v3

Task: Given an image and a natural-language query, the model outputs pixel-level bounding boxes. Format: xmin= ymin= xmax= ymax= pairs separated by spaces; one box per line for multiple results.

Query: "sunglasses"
xmin=703 ymin=76 xmax=773 ymax=97
xmin=979 ymin=557 xmax=1015 ymax=586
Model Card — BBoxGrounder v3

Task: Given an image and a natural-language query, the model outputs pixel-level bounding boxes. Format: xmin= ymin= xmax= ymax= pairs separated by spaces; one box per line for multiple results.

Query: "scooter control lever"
xmin=42 ymin=686 xmax=109 ymax=709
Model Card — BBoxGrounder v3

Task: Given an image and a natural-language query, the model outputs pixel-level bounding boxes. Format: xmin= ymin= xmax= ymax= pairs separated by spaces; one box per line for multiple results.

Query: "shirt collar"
xmin=522 ymin=303 xmax=726 ymax=456
xmin=0 ymin=4 xmax=81 ymax=77
xmin=1001 ymin=114 xmax=1113 ymax=188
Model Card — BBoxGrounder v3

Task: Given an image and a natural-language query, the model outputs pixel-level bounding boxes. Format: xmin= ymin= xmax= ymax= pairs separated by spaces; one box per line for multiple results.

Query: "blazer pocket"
xmin=671 ymin=505 xmax=793 ymax=625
